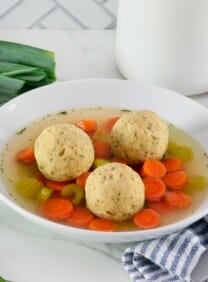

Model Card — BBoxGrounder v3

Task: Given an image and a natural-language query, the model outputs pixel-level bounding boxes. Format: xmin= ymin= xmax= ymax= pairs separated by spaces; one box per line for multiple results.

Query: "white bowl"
xmin=0 ymin=79 xmax=208 ymax=243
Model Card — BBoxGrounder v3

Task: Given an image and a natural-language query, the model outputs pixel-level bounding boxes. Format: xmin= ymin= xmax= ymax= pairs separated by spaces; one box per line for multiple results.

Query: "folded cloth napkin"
xmin=122 ymin=216 xmax=208 ymax=282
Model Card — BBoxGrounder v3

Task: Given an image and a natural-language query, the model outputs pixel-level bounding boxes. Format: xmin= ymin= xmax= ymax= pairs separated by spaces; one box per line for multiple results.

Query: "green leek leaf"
xmin=0 ymin=76 xmax=25 ymax=104
xmin=0 ymin=41 xmax=56 ymax=79
xmin=0 ymin=41 xmax=56 ymax=104
xmin=14 ymin=69 xmax=47 ymax=82
xmin=0 ymin=61 xmax=37 ymax=76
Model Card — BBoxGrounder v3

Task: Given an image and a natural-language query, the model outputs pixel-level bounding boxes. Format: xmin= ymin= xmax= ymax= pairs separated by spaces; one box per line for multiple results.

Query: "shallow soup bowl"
xmin=0 ymin=79 xmax=208 ymax=243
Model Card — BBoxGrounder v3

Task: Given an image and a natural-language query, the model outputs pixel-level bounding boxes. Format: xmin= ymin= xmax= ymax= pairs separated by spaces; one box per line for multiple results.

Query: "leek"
xmin=0 ymin=41 xmax=56 ymax=104
xmin=0 ymin=61 xmax=37 ymax=76
xmin=0 ymin=62 xmax=47 ymax=82
xmin=0 ymin=76 xmax=25 ymax=104
xmin=0 ymin=41 xmax=56 ymax=79
xmin=15 ymin=69 xmax=47 ymax=82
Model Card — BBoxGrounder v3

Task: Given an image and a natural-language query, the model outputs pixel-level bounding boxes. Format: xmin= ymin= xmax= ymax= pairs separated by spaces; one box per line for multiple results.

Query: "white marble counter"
xmin=0 ymin=30 xmax=207 ymax=282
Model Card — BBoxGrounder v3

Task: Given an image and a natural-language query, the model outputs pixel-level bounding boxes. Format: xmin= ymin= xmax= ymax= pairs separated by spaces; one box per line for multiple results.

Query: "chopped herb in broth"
xmin=57 ymin=111 xmax=67 ymax=115
xmin=16 ymin=127 xmax=26 ymax=135
xmin=121 ymin=109 xmax=132 ymax=112
xmin=0 ymin=107 xmax=208 ymax=231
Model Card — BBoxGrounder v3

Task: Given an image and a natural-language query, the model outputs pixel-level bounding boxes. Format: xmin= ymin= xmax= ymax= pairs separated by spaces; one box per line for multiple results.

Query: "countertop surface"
xmin=0 ymin=29 xmax=207 ymax=282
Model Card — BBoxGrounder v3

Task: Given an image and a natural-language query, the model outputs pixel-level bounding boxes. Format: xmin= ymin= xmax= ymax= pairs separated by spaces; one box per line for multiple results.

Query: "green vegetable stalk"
xmin=0 ymin=76 xmax=25 ymax=103
xmin=61 ymin=184 xmax=84 ymax=205
xmin=0 ymin=276 xmax=11 ymax=282
xmin=0 ymin=41 xmax=56 ymax=79
xmin=0 ymin=41 xmax=56 ymax=105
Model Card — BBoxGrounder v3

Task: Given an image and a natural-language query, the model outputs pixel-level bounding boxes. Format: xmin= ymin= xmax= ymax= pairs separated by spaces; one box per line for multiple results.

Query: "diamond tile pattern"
xmin=0 ymin=0 xmax=117 ymax=29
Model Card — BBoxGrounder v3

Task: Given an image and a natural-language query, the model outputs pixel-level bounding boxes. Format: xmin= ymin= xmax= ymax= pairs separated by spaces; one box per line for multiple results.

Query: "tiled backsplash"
xmin=0 ymin=0 xmax=118 ymax=29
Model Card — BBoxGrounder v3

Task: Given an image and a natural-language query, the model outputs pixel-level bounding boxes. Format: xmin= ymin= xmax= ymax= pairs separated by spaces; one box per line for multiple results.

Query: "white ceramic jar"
xmin=116 ymin=0 xmax=208 ymax=96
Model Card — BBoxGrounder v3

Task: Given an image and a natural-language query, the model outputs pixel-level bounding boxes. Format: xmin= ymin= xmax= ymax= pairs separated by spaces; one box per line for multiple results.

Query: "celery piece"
xmin=166 ymin=142 xmax=179 ymax=157
xmin=61 ymin=184 xmax=84 ymax=205
xmin=189 ymin=175 xmax=207 ymax=188
xmin=0 ymin=41 xmax=56 ymax=79
xmin=166 ymin=142 xmax=193 ymax=162
xmin=185 ymin=175 xmax=207 ymax=195
xmin=16 ymin=177 xmax=43 ymax=198
xmin=37 ymin=187 xmax=53 ymax=201
xmin=93 ymin=158 xmax=109 ymax=168
xmin=175 ymin=146 xmax=193 ymax=162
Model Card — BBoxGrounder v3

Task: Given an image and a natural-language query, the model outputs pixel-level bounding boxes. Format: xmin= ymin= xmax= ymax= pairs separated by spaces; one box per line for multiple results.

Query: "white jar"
xmin=116 ymin=0 xmax=208 ymax=95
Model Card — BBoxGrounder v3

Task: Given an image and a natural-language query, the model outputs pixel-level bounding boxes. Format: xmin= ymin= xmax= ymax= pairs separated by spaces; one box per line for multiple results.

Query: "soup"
xmin=1 ymin=107 xmax=208 ymax=232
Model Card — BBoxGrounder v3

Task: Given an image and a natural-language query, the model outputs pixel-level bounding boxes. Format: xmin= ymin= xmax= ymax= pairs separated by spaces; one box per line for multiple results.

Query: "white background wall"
xmin=0 ymin=0 xmax=118 ymax=29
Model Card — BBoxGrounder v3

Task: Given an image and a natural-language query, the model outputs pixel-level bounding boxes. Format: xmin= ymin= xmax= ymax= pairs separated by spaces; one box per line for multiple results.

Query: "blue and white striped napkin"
xmin=122 ymin=216 xmax=208 ymax=282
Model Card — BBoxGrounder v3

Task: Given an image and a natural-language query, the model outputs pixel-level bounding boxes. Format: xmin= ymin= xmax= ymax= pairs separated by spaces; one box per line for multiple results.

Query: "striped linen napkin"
xmin=122 ymin=216 xmax=208 ymax=282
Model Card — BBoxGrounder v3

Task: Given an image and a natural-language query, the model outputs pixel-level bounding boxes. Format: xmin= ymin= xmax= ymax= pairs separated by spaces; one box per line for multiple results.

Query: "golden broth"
xmin=1 ymin=107 xmax=208 ymax=231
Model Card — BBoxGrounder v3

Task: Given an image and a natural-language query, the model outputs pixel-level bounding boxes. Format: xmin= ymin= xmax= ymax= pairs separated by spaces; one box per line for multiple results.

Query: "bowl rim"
xmin=1 ymin=77 xmax=207 ymax=108
xmin=0 ymin=188 xmax=207 ymax=239
xmin=0 ymin=78 xmax=208 ymax=240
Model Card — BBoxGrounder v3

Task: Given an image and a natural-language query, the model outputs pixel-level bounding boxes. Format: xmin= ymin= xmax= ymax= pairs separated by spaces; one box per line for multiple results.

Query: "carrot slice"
xmin=103 ymin=116 xmax=120 ymax=133
xmin=41 ymin=198 xmax=74 ymax=220
xmin=75 ymin=119 xmax=97 ymax=134
xmin=165 ymin=191 xmax=192 ymax=208
xmin=88 ymin=218 xmax=117 ymax=232
xmin=141 ymin=159 xmax=167 ymax=178
xmin=45 ymin=180 xmax=68 ymax=191
xmin=134 ymin=208 xmax=161 ymax=229
xmin=147 ymin=200 xmax=174 ymax=213
xmin=143 ymin=177 xmax=166 ymax=202
xmin=93 ymin=141 xmax=112 ymax=159
xmin=16 ymin=147 xmax=35 ymax=164
xmin=66 ymin=207 xmax=94 ymax=227
xmin=163 ymin=170 xmax=188 ymax=190
xmin=163 ymin=157 xmax=183 ymax=172
xmin=76 ymin=171 xmax=91 ymax=188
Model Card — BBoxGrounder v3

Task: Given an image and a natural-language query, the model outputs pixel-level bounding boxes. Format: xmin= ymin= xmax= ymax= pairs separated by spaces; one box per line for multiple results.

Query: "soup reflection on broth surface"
xmin=1 ymin=107 xmax=208 ymax=232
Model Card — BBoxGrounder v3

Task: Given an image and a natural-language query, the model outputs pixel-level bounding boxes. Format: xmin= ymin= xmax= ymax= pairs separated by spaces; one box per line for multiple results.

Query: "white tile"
xmin=0 ymin=0 xmax=54 ymax=28
xmin=0 ymin=0 xmax=20 ymax=15
xmin=104 ymin=0 xmax=118 ymax=15
xmin=30 ymin=23 xmax=46 ymax=29
xmin=95 ymin=0 xmax=107 ymax=3
xmin=41 ymin=7 xmax=82 ymax=29
xmin=57 ymin=0 xmax=113 ymax=28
